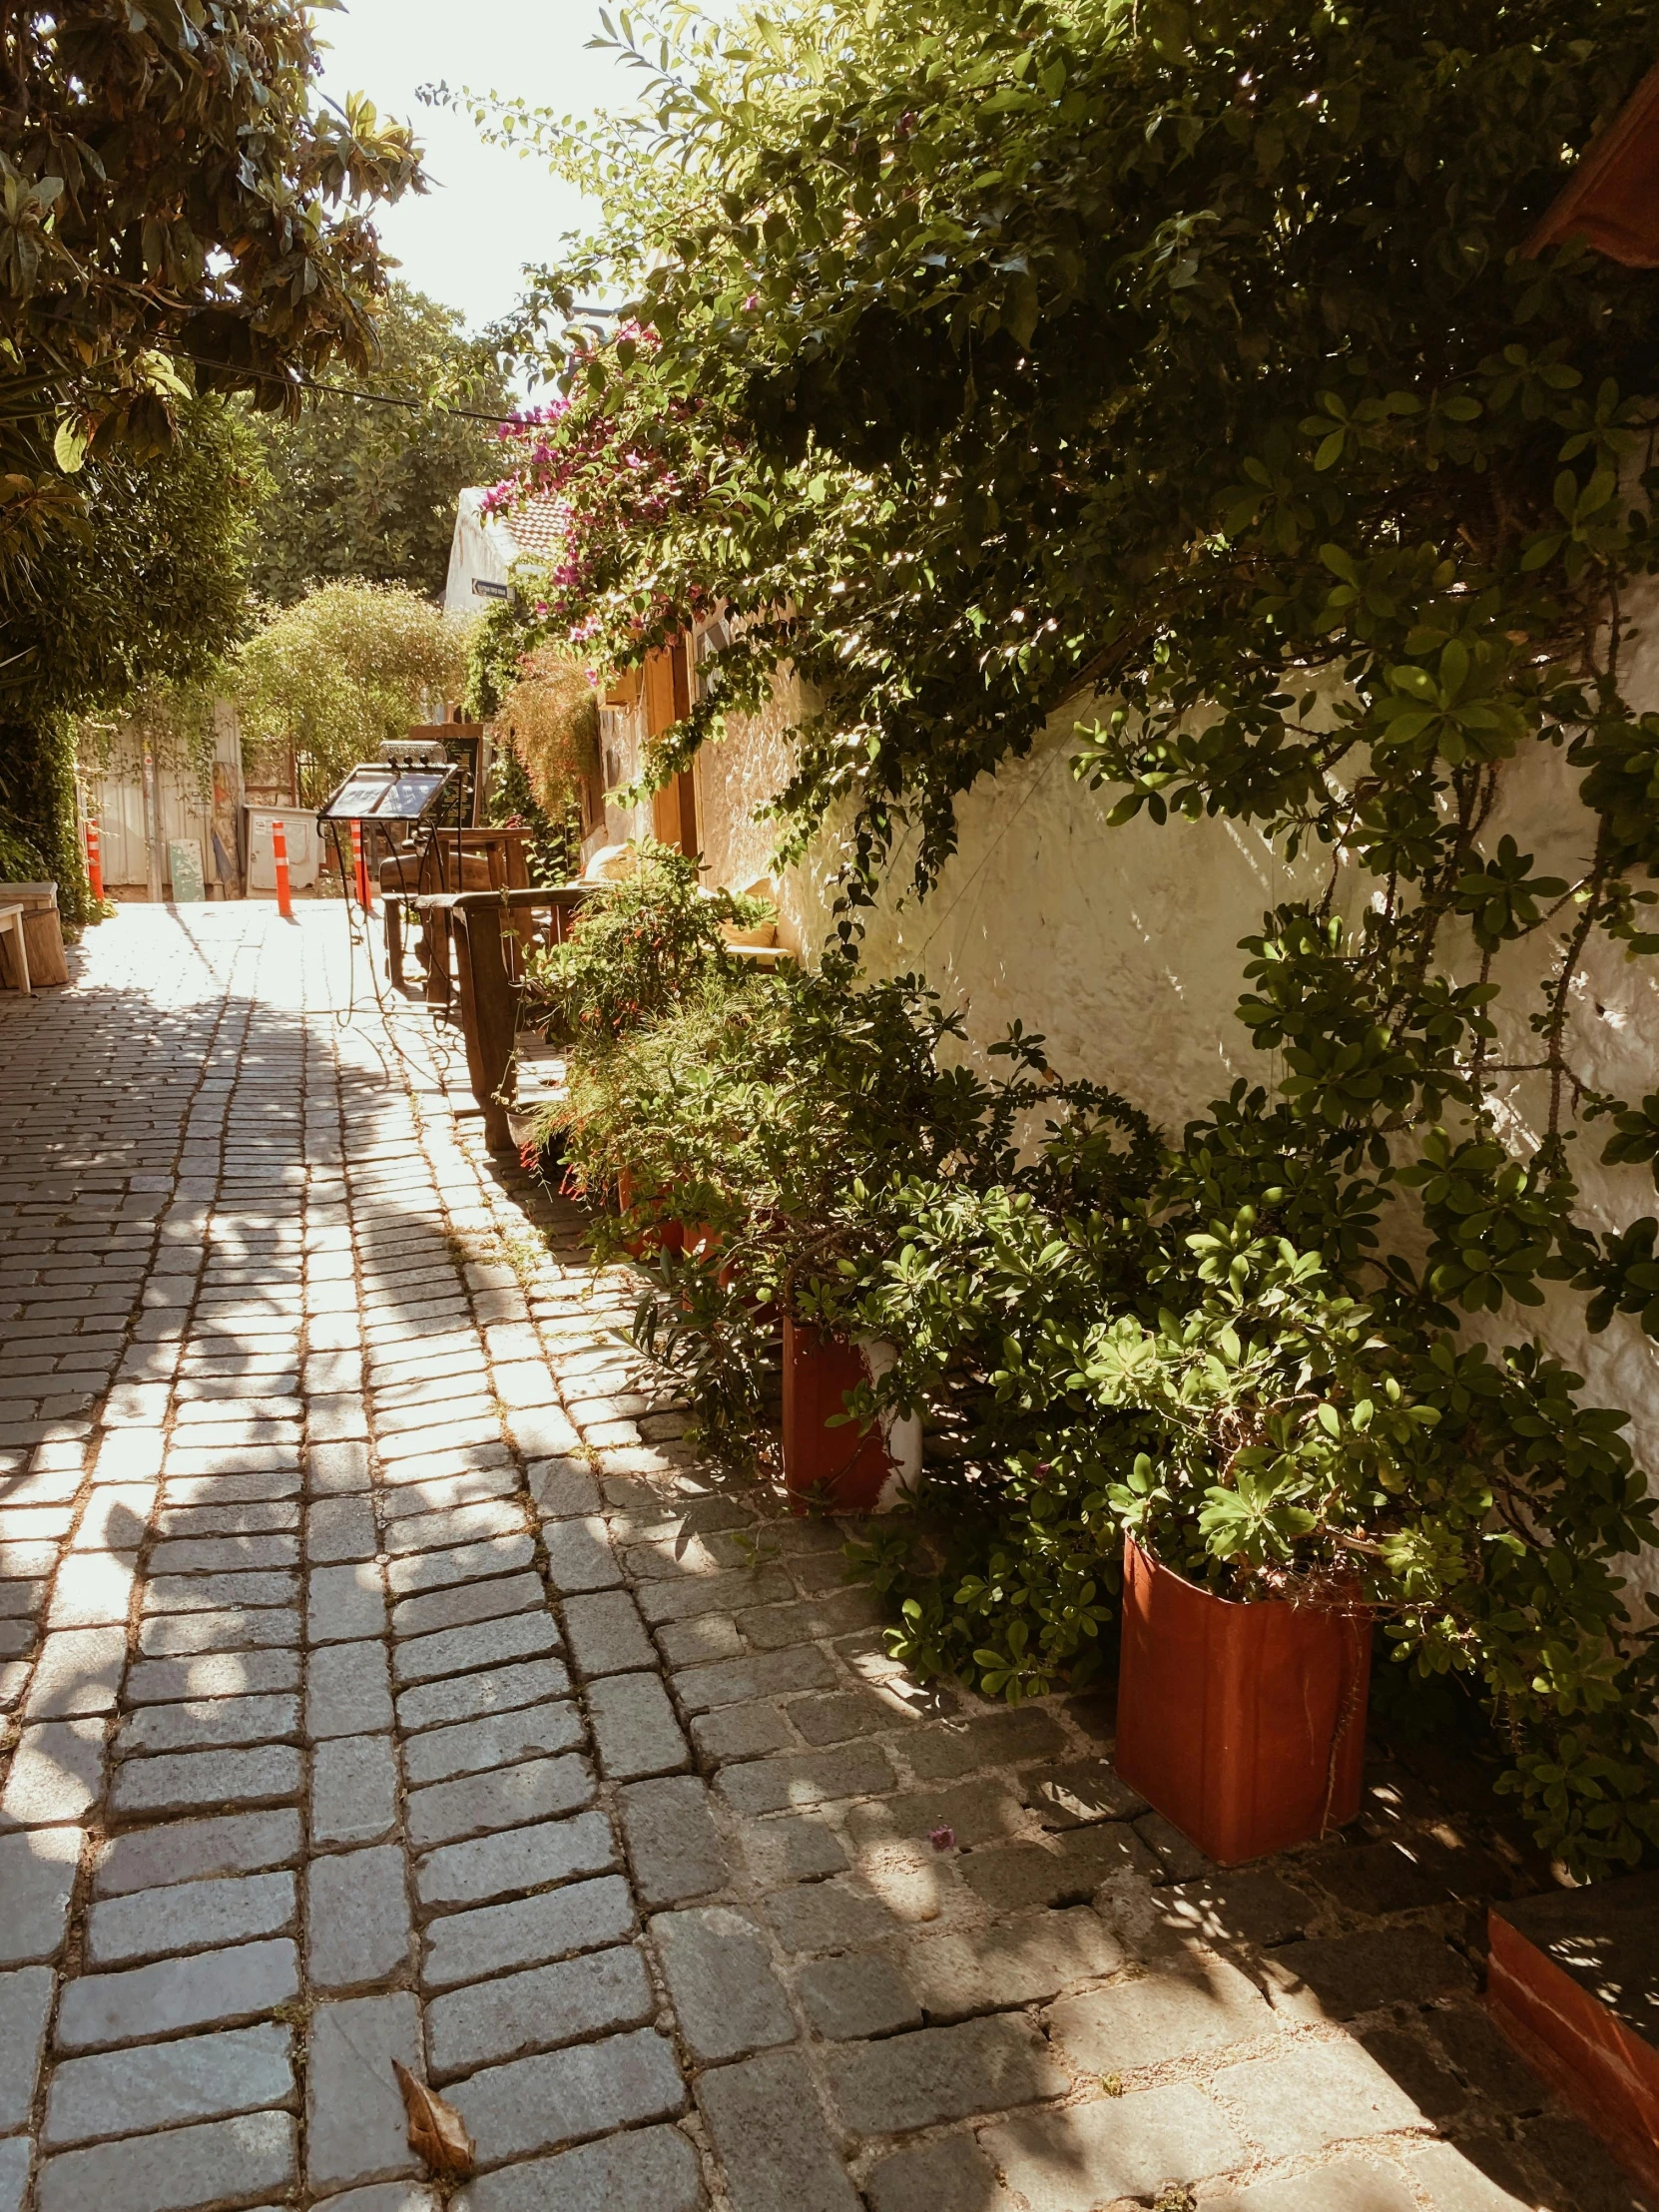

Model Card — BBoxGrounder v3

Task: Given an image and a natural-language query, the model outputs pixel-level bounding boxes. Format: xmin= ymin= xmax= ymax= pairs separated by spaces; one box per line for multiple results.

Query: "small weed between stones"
xmin=730 ymin=1528 xmax=780 ymax=1567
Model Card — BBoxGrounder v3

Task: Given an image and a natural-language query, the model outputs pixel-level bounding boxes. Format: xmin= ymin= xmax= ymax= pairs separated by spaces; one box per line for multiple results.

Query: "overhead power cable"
xmin=181 ymin=320 xmax=622 ymax=426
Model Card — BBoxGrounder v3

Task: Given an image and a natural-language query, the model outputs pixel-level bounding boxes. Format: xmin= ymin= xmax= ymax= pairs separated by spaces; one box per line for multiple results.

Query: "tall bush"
xmin=0 ymin=397 xmax=269 ymax=917
xmin=231 ymin=582 xmax=472 ymax=804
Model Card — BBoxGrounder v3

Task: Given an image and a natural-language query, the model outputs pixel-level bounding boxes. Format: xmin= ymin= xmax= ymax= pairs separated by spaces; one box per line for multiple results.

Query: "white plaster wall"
xmin=695 ymin=590 xmax=1659 ymax=1613
xmin=781 ymin=722 xmax=1337 ymax=1134
xmin=694 ymin=670 xmax=802 ymax=918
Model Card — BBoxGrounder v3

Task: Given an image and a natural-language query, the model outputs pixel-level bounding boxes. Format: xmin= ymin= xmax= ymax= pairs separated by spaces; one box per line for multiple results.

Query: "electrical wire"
xmin=177 ymin=313 xmax=623 ymax=425
xmin=20 ymin=294 xmax=621 ymax=427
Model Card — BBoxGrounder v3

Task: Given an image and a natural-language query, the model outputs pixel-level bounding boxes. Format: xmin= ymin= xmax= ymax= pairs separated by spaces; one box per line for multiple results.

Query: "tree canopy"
xmin=484 ymin=0 xmax=1659 ymax=888
xmin=0 ymin=395 xmax=270 ymax=905
xmin=249 ymin=283 xmax=512 ymax=604
xmin=231 ymin=580 xmax=472 ymax=805
xmin=0 ymin=2 xmax=425 ymax=901
xmin=0 ymin=3 xmax=422 ymax=449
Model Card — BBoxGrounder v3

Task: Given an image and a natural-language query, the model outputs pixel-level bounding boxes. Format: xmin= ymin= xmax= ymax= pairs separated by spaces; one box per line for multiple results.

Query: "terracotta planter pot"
xmin=783 ymin=1318 xmax=921 ymax=1514
xmin=1114 ymin=1534 xmax=1372 ymax=1865
xmin=1487 ymin=1881 xmax=1659 ymax=2203
xmin=616 ymin=1168 xmax=710 ymax=1261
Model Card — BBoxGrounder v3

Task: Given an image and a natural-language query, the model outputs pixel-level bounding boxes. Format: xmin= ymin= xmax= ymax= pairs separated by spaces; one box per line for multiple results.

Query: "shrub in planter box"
xmin=842 ymin=1144 xmax=1659 ymax=1876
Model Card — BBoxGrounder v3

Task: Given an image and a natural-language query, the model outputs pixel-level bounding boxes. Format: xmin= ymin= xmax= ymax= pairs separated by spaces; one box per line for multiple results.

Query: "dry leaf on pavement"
xmin=392 ymin=2059 xmax=475 ymax=2178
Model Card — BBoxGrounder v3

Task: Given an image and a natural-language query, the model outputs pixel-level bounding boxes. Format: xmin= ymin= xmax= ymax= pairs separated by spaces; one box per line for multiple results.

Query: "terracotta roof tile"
xmin=502 ymin=493 xmax=567 ymax=564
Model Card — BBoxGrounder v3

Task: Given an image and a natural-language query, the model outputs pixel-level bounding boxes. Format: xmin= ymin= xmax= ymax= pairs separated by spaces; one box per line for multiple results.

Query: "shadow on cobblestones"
xmin=0 ymin=908 xmax=1650 ymax=2212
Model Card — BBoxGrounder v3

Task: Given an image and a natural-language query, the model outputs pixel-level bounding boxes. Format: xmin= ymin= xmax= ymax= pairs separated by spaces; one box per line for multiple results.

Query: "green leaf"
xmin=52 ymin=418 xmax=88 ymax=473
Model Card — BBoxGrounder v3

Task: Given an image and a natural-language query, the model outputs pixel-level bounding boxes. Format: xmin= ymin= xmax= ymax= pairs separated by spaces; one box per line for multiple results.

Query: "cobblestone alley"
xmin=0 ymin=904 xmax=1647 ymax=2212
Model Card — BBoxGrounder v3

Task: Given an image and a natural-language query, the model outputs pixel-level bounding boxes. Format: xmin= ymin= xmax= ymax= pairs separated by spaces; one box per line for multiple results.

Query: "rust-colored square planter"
xmin=782 ymin=1318 xmax=921 ymax=1514
xmin=1487 ymin=1876 xmax=1659 ymax=2202
xmin=616 ymin=1167 xmax=708 ymax=1261
xmin=1113 ymin=1535 xmax=1372 ymax=1865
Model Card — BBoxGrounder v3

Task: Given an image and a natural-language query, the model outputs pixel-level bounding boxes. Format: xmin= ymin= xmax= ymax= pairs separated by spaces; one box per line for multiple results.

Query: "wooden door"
xmin=645 ymin=639 xmax=699 ymax=856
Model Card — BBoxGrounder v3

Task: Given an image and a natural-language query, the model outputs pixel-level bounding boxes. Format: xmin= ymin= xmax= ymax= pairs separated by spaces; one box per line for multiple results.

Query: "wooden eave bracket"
xmin=1523 ymin=59 xmax=1659 ymax=268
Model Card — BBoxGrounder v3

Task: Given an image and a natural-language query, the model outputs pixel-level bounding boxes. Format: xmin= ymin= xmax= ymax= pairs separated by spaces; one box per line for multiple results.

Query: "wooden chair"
xmin=385 ymin=827 xmax=537 ymax=1003
xmin=448 ymin=885 xmax=592 ymax=1151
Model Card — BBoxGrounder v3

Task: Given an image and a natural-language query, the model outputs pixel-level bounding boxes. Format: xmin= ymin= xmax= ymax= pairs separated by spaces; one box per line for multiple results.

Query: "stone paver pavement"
xmin=0 ymin=904 xmax=1649 ymax=2212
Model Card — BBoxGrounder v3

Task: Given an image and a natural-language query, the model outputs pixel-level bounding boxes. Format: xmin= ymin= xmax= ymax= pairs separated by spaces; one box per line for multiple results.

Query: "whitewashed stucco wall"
xmin=694 ymin=672 xmax=801 ymax=907
xmin=694 ymin=590 xmax=1659 ymax=1611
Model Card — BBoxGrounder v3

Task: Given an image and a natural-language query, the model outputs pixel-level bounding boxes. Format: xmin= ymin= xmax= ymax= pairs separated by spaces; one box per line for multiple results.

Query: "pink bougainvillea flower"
xmin=929 ymin=1825 xmax=956 ymax=1853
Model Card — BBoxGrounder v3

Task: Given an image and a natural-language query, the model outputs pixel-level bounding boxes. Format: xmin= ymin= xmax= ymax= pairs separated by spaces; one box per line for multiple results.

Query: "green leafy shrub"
xmin=540 ymin=902 xmax=1156 ymax=1445
xmin=848 ymin=1109 xmax=1659 ymax=1871
xmin=230 ymin=581 xmax=472 ymax=807
xmin=521 ymin=844 xmax=765 ymax=1048
xmin=518 ymin=796 xmax=1659 ymax=1881
xmin=534 ymin=868 xmax=1659 ymax=1874
xmin=0 ymin=807 xmax=46 ymax=884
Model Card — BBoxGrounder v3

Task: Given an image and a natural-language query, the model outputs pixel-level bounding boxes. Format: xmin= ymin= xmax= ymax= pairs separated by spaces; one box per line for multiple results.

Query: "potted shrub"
xmin=1065 ymin=1244 xmax=1387 ymax=1862
xmin=840 ymin=1133 xmax=1659 ymax=1876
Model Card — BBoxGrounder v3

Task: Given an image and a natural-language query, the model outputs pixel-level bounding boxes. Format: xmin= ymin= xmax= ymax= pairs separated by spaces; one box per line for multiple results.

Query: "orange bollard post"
xmin=350 ymin=819 xmax=373 ymax=911
xmin=272 ymin=817 xmax=293 ymax=920
xmin=84 ymin=819 xmax=104 ymax=903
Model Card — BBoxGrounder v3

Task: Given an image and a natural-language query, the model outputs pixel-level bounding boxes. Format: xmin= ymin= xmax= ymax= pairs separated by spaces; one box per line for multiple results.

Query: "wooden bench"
xmin=382 ymin=828 xmax=538 ymax=1004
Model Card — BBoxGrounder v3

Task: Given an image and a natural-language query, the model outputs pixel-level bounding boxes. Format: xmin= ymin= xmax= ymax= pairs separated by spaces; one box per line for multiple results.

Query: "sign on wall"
xmin=167 ymin=838 xmax=206 ymax=903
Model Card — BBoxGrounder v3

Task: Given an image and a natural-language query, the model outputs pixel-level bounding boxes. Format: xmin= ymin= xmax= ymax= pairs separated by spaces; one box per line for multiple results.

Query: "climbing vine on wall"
xmin=478 ymin=1 xmax=1659 ymax=1868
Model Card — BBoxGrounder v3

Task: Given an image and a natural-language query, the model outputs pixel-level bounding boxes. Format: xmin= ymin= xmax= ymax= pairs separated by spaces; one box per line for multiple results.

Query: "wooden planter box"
xmin=1488 ymin=1876 xmax=1659 ymax=2201
xmin=782 ymin=1319 xmax=921 ymax=1514
xmin=1114 ymin=1535 xmax=1372 ymax=1865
